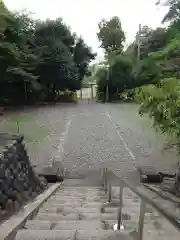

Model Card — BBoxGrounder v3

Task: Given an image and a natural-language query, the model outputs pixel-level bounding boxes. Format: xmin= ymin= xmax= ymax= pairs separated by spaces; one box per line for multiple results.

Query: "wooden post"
xmin=117 ymin=186 xmax=124 ymax=230
xmin=137 ymin=200 xmax=146 ymax=240
xmin=108 ymin=181 xmax=112 ymax=203
xmin=91 ymin=84 xmax=93 ymax=99
xmin=104 ymin=168 xmax=108 ymax=194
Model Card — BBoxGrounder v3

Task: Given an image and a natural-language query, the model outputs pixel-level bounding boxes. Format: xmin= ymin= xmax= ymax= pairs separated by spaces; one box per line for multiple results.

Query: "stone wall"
xmin=0 ymin=133 xmax=47 ymax=220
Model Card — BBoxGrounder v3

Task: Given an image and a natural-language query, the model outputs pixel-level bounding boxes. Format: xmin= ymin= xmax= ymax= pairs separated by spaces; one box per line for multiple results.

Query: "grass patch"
xmin=0 ymin=112 xmax=49 ymax=143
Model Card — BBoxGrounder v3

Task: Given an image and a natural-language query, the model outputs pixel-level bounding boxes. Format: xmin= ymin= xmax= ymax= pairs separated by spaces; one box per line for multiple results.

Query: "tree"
xmin=0 ymin=6 xmax=38 ymax=104
xmin=0 ymin=2 xmax=95 ymax=104
xmin=96 ymin=16 xmax=127 ymax=101
xmin=141 ymin=28 xmax=167 ymax=58
xmin=134 ymin=26 xmax=167 ymax=60
xmin=157 ymin=0 xmax=180 ymax=23
xmin=97 ymin=16 xmax=125 ymax=59
xmin=96 ymin=56 xmax=133 ymax=101
xmin=33 ymin=20 xmax=95 ymax=98
xmin=96 ymin=67 xmax=107 ymax=101
xmin=34 ymin=18 xmax=74 ymax=50
xmin=73 ymin=37 xmax=96 ymax=81
xmin=110 ymin=56 xmax=133 ymax=92
xmin=33 ymin=20 xmax=78 ymax=99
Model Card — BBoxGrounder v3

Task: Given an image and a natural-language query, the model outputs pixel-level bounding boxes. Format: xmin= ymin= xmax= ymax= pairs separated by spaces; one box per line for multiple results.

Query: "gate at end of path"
xmin=77 ymin=84 xmax=97 ymax=101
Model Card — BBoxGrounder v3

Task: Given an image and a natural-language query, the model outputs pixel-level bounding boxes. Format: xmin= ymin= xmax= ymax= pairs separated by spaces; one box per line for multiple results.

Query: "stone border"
xmin=0 ymin=183 xmax=61 ymax=240
xmin=0 ymin=133 xmax=47 ymax=219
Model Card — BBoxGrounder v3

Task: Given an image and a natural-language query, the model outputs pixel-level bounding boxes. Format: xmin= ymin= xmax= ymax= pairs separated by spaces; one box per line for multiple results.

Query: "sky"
xmin=4 ymin=0 xmax=168 ymax=62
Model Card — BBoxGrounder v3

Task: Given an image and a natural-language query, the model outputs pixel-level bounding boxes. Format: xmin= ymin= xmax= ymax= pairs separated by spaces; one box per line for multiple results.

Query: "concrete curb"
xmin=0 ymin=183 xmax=61 ymax=240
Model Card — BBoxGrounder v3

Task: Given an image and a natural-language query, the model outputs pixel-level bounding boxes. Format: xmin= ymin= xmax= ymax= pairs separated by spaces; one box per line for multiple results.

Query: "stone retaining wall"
xmin=0 ymin=134 xmax=47 ymax=220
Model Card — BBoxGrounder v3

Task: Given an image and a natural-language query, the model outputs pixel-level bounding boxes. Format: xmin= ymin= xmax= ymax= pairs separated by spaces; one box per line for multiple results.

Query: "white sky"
xmin=4 ymin=0 xmax=168 ymax=62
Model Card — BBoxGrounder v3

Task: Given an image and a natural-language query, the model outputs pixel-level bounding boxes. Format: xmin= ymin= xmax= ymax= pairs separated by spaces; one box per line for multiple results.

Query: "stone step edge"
xmin=0 ymin=183 xmax=62 ymax=240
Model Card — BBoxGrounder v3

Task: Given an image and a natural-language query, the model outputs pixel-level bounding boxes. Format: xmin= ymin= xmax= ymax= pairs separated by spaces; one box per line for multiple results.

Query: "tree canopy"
xmin=97 ymin=16 xmax=125 ymax=60
xmin=0 ymin=1 xmax=95 ymax=104
xmin=157 ymin=0 xmax=180 ymax=23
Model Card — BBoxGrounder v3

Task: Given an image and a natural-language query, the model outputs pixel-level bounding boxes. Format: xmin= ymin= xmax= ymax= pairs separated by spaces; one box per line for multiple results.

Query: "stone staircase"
xmin=14 ymin=180 xmax=133 ymax=240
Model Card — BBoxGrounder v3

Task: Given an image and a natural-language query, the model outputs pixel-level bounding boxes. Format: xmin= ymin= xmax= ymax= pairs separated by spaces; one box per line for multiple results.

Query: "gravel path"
xmin=0 ymin=104 xmax=72 ymax=172
xmin=61 ymin=101 xmax=177 ymax=181
xmin=0 ymin=101 xmax=177 ymax=180
xmin=106 ymin=103 xmax=178 ymax=173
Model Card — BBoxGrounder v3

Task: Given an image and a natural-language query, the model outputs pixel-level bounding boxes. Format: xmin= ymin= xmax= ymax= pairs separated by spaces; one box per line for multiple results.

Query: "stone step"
xmin=56 ymin=188 xmax=105 ymax=196
xmin=42 ymin=202 xmax=82 ymax=208
xmin=25 ymin=220 xmax=53 ymax=230
xmin=53 ymin=193 xmax=103 ymax=197
xmin=35 ymin=211 xmax=136 ymax=222
xmin=44 ymin=201 xmax=103 ymax=208
xmin=37 ymin=206 xmax=138 ymax=219
xmin=103 ymin=200 xmax=140 ymax=208
xmin=45 ymin=199 xmax=83 ymax=205
xmin=35 ymin=212 xmax=122 ymax=221
xmin=103 ymin=202 xmax=120 ymax=208
xmin=102 ymin=220 xmax=138 ymax=231
xmin=55 ymin=188 xmax=103 ymax=192
xmin=100 ymin=213 xmax=118 ymax=221
xmin=48 ymin=196 xmax=104 ymax=202
xmin=56 ymin=187 xmax=102 ymax=192
xmin=35 ymin=212 xmax=105 ymax=221
xmin=25 ymin=220 xmax=104 ymax=230
xmin=55 ymin=188 xmax=102 ymax=193
xmin=15 ymin=229 xmax=132 ymax=240
xmin=15 ymin=229 xmax=75 ymax=240
xmin=36 ymin=211 xmax=115 ymax=221
xmin=101 ymin=207 xmax=119 ymax=214
xmin=38 ymin=206 xmax=100 ymax=214
xmin=35 ymin=213 xmax=80 ymax=221
xmin=54 ymin=190 xmax=105 ymax=196
xmin=101 ymin=212 xmax=155 ymax=225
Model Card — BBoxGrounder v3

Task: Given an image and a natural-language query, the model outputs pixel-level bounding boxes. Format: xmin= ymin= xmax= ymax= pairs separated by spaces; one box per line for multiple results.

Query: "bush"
xmin=138 ymin=78 xmax=180 ymax=146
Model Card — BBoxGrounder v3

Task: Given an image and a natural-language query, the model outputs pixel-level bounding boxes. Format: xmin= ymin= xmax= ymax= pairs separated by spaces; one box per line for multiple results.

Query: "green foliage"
xmin=96 ymin=16 xmax=135 ymax=101
xmin=139 ymin=78 xmax=180 ymax=151
xmin=97 ymin=16 xmax=125 ymax=58
xmin=140 ymin=27 xmax=167 ymax=59
xmin=136 ymin=58 xmax=161 ymax=86
xmin=74 ymin=37 xmax=96 ymax=81
xmin=96 ymin=67 xmax=107 ymax=92
xmin=96 ymin=56 xmax=134 ymax=101
xmin=0 ymin=2 xmax=95 ymax=105
xmin=157 ymin=0 xmax=180 ymax=23
xmin=110 ymin=56 xmax=133 ymax=91
xmin=131 ymin=2 xmax=180 ymax=187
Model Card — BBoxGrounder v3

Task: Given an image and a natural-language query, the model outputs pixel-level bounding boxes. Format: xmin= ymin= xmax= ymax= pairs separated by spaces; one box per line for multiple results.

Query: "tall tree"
xmin=73 ymin=37 xmax=96 ymax=81
xmin=0 ymin=6 xmax=38 ymax=104
xmin=97 ymin=16 xmax=125 ymax=59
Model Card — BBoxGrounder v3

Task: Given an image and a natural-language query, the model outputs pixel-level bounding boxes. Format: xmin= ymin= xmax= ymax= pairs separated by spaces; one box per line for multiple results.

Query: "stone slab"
xmin=35 ymin=213 xmax=79 ymax=221
xmin=15 ymin=229 xmax=75 ymax=240
xmin=15 ymin=230 xmax=132 ymax=240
